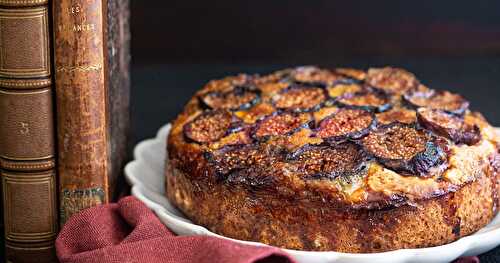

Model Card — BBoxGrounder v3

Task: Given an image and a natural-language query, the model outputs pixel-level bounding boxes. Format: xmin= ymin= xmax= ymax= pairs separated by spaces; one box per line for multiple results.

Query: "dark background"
xmin=129 ymin=1 xmax=500 ymax=262
xmin=130 ymin=0 xmax=500 ymax=142
xmin=131 ymin=0 xmax=500 ymax=65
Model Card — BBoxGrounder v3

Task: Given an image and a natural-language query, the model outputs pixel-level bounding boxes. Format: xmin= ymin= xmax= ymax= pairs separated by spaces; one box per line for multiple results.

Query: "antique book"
xmin=0 ymin=1 xmax=58 ymax=262
xmin=53 ymin=0 xmax=130 ymax=224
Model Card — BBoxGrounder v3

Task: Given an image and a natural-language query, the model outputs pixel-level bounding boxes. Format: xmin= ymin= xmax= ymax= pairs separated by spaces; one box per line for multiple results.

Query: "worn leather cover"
xmin=53 ymin=0 xmax=130 ymax=225
xmin=0 ymin=2 xmax=58 ymax=262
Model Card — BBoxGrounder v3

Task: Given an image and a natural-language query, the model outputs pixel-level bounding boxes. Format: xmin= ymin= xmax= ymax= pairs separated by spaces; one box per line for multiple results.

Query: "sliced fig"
xmin=255 ymin=69 xmax=291 ymax=85
xmin=272 ymin=86 xmax=326 ymax=112
xmin=376 ymin=107 xmax=417 ymax=125
xmin=203 ymin=74 xmax=254 ymax=94
xmin=336 ymin=89 xmax=392 ymax=112
xmin=206 ymin=145 xmax=257 ymax=177
xmin=206 ymin=144 xmax=278 ymax=178
xmin=200 ymin=85 xmax=260 ymax=111
xmin=404 ymin=89 xmax=469 ymax=115
xmin=366 ymin=67 xmax=419 ymax=94
xmin=335 ymin=68 xmax=367 ymax=81
xmin=183 ymin=110 xmax=234 ymax=143
xmin=288 ymin=143 xmax=367 ymax=180
xmin=316 ymin=108 xmax=375 ymax=141
xmin=254 ymin=112 xmax=311 ymax=138
xmin=361 ymin=123 xmax=446 ymax=176
xmin=290 ymin=66 xmax=343 ymax=86
xmin=417 ymin=108 xmax=481 ymax=145
xmin=327 ymin=82 xmax=363 ymax=98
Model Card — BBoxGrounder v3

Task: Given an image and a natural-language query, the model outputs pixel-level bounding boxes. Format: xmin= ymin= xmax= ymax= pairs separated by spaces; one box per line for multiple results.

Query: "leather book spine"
xmin=0 ymin=1 xmax=58 ymax=262
xmin=53 ymin=0 xmax=130 ymax=224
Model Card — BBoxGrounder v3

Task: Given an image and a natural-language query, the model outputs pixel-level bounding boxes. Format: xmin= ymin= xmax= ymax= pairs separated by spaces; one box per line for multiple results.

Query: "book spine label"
xmin=0 ymin=3 xmax=58 ymax=262
xmin=53 ymin=0 xmax=110 ymax=224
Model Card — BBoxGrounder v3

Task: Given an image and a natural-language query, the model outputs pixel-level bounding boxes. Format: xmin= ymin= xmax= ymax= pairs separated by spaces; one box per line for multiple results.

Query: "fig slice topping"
xmin=200 ymin=85 xmax=260 ymax=111
xmin=417 ymin=108 xmax=481 ymax=145
xmin=366 ymin=67 xmax=419 ymax=94
xmin=404 ymin=90 xmax=469 ymax=115
xmin=361 ymin=123 xmax=446 ymax=177
xmin=254 ymin=112 xmax=311 ymax=138
xmin=316 ymin=108 xmax=375 ymax=141
xmin=336 ymin=89 xmax=392 ymax=112
xmin=272 ymin=86 xmax=326 ymax=112
xmin=183 ymin=110 xmax=233 ymax=143
xmin=288 ymin=143 xmax=368 ymax=180
xmin=376 ymin=107 xmax=417 ymax=125
xmin=206 ymin=144 xmax=274 ymax=178
xmin=290 ymin=66 xmax=343 ymax=86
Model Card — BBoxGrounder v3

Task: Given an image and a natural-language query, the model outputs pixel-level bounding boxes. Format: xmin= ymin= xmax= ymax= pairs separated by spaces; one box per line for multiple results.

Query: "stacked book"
xmin=0 ymin=0 xmax=130 ymax=262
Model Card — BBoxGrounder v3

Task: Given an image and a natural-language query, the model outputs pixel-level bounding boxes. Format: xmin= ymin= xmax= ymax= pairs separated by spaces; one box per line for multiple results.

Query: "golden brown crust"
xmin=166 ymin=66 xmax=500 ymax=252
xmin=166 ymin=159 xmax=498 ymax=252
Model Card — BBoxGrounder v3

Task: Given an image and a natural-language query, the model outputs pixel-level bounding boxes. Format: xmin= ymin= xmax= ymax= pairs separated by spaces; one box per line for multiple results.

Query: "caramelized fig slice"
xmin=316 ymin=108 xmax=375 ymax=141
xmin=417 ymin=108 xmax=481 ymax=145
xmin=404 ymin=90 xmax=469 ymax=115
xmin=290 ymin=66 xmax=343 ymax=86
xmin=366 ymin=67 xmax=419 ymax=94
xmin=203 ymin=74 xmax=254 ymax=93
xmin=206 ymin=144 xmax=278 ymax=179
xmin=200 ymin=85 xmax=260 ymax=111
xmin=255 ymin=69 xmax=291 ymax=85
xmin=288 ymin=143 xmax=367 ymax=180
xmin=254 ymin=112 xmax=311 ymax=138
xmin=376 ymin=107 xmax=417 ymax=125
xmin=361 ymin=123 xmax=446 ymax=177
xmin=272 ymin=86 xmax=326 ymax=112
xmin=183 ymin=110 xmax=233 ymax=143
xmin=336 ymin=89 xmax=392 ymax=112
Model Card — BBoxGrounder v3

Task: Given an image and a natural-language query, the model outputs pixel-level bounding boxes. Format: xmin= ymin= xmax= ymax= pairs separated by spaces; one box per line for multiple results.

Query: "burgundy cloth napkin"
xmin=56 ymin=196 xmax=295 ymax=263
xmin=56 ymin=196 xmax=479 ymax=263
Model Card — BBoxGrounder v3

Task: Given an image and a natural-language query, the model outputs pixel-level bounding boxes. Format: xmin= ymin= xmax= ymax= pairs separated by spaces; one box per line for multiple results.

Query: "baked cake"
xmin=166 ymin=66 xmax=500 ymax=252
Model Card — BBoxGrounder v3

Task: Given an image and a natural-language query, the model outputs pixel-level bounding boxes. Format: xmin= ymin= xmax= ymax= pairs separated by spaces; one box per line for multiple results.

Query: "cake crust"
xmin=166 ymin=66 xmax=500 ymax=252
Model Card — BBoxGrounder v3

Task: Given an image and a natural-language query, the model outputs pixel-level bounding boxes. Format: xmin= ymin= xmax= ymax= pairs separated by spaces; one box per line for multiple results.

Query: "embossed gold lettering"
xmin=70 ymin=5 xmax=81 ymax=14
xmin=73 ymin=23 xmax=95 ymax=32
xmin=19 ymin=122 xmax=30 ymax=135
xmin=58 ymin=23 xmax=96 ymax=33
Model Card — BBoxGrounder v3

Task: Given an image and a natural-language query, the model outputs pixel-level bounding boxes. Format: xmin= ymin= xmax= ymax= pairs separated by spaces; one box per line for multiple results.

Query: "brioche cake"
xmin=166 ymin=66 xmax=500 ymax=252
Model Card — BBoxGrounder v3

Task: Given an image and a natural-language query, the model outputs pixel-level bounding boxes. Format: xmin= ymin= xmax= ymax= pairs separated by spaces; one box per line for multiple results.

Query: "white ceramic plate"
xmin=125 ymin=124 xmax=500 ymax=263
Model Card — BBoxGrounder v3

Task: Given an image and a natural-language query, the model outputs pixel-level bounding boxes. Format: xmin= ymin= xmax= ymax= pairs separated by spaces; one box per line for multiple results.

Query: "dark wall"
xmin=129 ymin=0 xmax=500 ymax=132
xmin=131 ymin=0 xmax=500 ymax=65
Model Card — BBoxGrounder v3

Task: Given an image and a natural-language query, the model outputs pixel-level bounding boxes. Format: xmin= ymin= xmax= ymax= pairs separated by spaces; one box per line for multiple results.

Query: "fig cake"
xmin=166 ymin=66 xmax=500 ymax=253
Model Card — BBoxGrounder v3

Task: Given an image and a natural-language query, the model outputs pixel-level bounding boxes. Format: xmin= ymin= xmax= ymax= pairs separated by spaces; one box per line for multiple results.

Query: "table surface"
xmin=130 ymin=58 xmax=500 ymax=262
